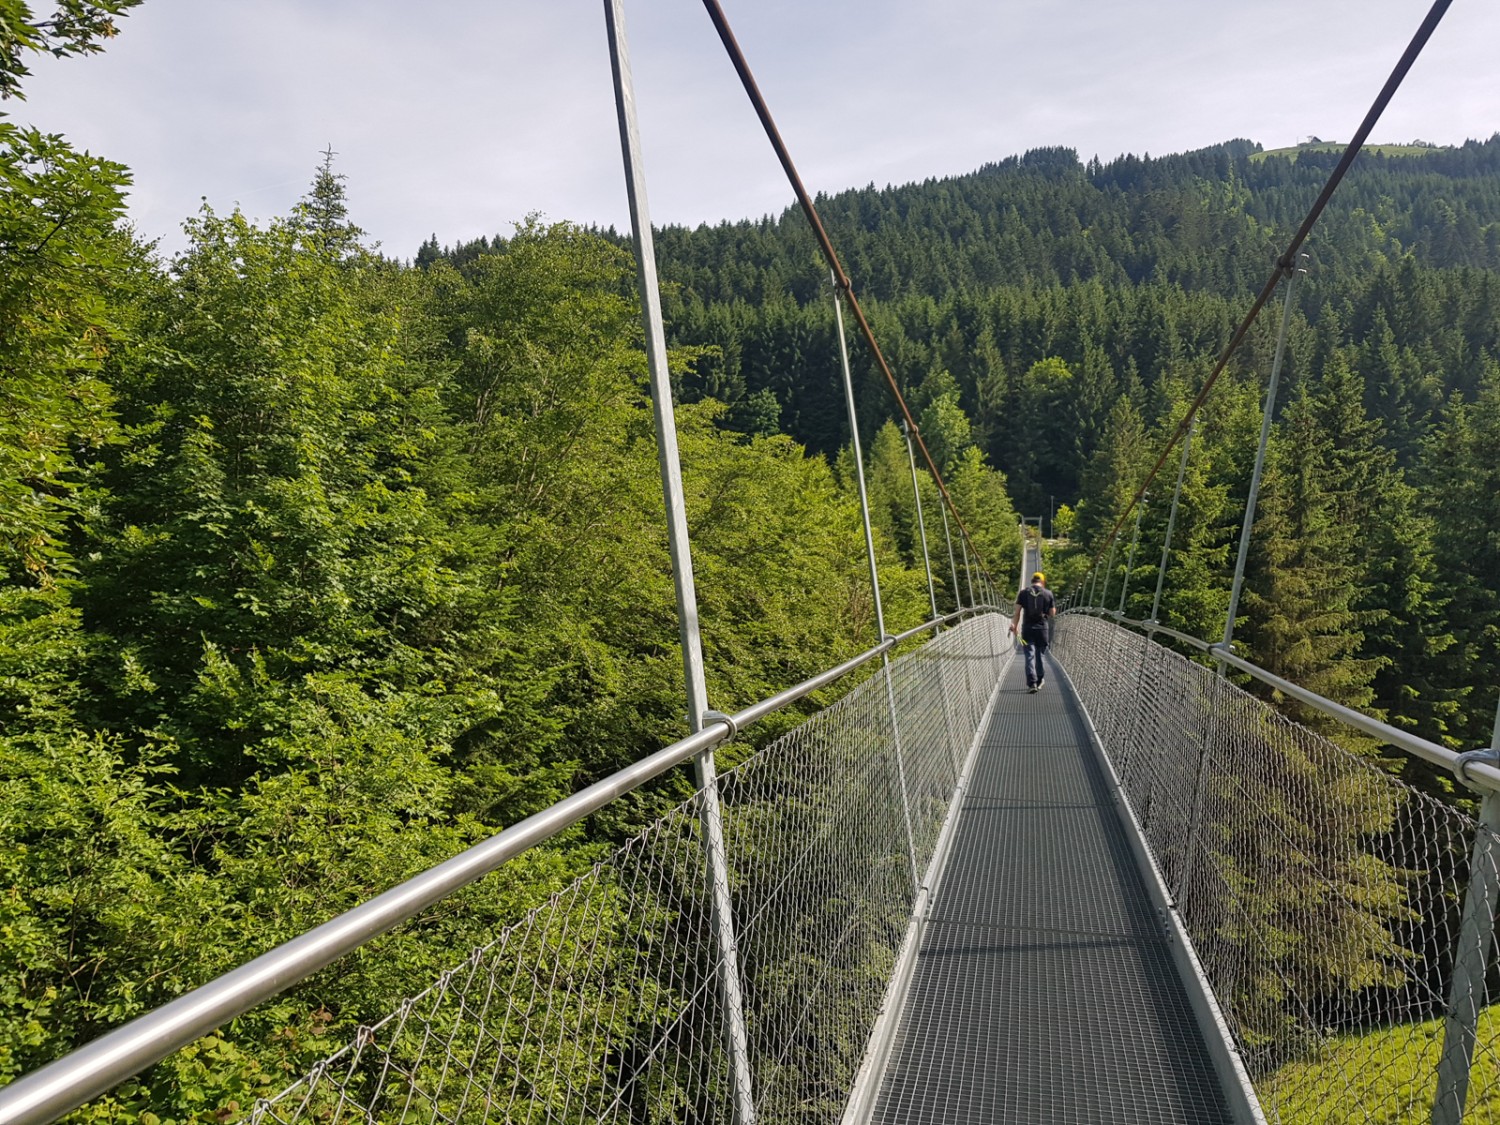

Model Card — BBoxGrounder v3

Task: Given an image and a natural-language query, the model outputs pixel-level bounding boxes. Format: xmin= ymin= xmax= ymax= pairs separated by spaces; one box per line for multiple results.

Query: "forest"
xmin=6 ymin=2 xmax=1500 ymax=1119
xmin=611 ymin=133 xmax=1500 ymax=765
xmin=0 ymin=8 xmax=1014 ymax=1116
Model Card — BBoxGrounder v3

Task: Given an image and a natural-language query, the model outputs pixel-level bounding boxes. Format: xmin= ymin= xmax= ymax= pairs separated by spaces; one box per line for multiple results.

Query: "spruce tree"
xmin=1240 ymin=383 xmax=1382 ymax=715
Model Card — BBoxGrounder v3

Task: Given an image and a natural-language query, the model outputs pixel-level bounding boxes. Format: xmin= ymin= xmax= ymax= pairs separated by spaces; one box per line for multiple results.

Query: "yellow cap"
xmin=1032 ymin=572 xmax=1045 ymax=583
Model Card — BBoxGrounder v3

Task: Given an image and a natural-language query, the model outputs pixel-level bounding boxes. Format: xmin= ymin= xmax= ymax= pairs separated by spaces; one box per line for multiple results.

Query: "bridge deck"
xmin=871 ymin=653 xmax=1237 ymax=1124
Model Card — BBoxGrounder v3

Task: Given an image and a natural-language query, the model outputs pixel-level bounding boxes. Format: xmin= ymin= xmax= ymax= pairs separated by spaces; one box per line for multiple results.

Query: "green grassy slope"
xmin=1262 ymin=1006 xmax=1500 ymax=1124
xmin=1252 ymin=142 xmax=1450 ymax=162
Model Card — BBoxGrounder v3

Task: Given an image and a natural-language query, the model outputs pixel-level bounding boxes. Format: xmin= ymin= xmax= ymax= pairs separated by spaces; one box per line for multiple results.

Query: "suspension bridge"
xmin=4 ymin=0 xmax=1496 ymax=1122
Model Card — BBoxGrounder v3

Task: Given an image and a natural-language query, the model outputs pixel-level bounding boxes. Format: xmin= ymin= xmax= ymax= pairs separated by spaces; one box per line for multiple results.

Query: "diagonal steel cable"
xmin=1076 ymin=0 xmax=1453 ymax=582
xmin=698 ymin=0 xmax=1005 ymax=592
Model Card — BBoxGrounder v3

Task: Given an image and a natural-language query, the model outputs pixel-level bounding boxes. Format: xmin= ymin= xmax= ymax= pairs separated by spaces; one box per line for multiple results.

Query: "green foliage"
xmin=1051 ymin=503 xmax=1075 ymax=540
xmin=82 ymin=202 xmax=468 ymax=783
xmin=0 ymin=132 xmax=952 ymax=1115
xmin=1422 ymin=363 xmax=1500 ymax=750
xmin=724 ymin=386 xmax=782 ymax=438
xmin=0 ymin=732 xmax=185 ymax=1084
xmin=0 ymin=125 xmax=129 ymax=586
xmin=428 ymin=142 xmax=1500 ymax=751
xmin=1240 ymin=381 xmax=1383 ymax=714
xmin=295 ymin=147 xmax=363 ymax=262
xmin=915 ymin=383 xmax=972 ymax=477
xmin=0 ymin=0 xmax=140 ymax=99
xmin=945 ymin=446 xmax=1022 ymax=592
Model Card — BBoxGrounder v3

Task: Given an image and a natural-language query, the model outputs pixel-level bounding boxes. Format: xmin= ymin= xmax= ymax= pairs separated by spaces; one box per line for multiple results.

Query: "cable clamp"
xmin=1455 ymin=748 xmax=1500 ymax=789
xmin=702 ymin=710 xmax=739 ymax=741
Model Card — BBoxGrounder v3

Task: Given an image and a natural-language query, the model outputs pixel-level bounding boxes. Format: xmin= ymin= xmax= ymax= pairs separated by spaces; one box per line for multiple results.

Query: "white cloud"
xmin=16 ymin=0 xmax=1498 ymax=259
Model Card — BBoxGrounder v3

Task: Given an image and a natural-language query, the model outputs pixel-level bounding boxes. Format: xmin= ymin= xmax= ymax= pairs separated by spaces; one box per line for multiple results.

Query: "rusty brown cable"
xmin=698 ymin=0 xmax=1004 ymax=589
xmin=1084 ymin=0 xmax=1453 ymax=585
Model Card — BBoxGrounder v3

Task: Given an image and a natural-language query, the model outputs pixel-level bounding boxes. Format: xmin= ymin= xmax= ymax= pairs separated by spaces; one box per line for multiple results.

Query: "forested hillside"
xmin=451 ymin=137 xmax=1500 ymax=762
xmin=1 ymin=15 xmax=1015 ymax=1108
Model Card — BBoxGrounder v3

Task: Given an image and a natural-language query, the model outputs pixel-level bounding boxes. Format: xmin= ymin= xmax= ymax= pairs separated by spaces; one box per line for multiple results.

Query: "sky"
xmin=15 ymin=0 xmax=1500 ymax=260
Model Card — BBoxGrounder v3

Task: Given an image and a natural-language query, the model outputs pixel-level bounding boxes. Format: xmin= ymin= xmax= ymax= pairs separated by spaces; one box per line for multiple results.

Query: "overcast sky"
xmin=16 ymin=0 xmax=1500 ymax=260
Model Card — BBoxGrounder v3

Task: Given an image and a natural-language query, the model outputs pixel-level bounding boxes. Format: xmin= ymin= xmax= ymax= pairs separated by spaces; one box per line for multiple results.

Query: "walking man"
xmin=1010 ymin=571 xmax=1056 ymax=693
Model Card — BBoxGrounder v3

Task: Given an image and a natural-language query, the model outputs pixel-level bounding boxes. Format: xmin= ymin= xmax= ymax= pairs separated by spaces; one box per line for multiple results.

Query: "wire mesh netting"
xmin=1052 ymin=612 xmax=1500 ymax=1124
xmin=247 ymin=613 xmax=1010 ymax=1125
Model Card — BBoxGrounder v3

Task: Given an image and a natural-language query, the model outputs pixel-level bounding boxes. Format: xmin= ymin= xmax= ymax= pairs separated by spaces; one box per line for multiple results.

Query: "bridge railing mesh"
xmin=245 ymin=613 xmax=1009 ymax=1125
xmin=1053 ymin=613 xmax=1497 ymax=1125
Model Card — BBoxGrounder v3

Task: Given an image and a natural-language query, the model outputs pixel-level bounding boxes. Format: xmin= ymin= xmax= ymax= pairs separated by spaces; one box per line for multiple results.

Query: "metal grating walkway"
xmin=870 ymin=653 xmax=1237 ymax=1124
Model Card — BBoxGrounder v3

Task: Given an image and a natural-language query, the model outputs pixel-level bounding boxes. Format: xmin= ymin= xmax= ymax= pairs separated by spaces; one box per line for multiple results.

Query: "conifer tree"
xmin=1239 ymin=383 xmax=1382 ymax=714
xmin=1422 ymin=362 xmax=1500 ymax=749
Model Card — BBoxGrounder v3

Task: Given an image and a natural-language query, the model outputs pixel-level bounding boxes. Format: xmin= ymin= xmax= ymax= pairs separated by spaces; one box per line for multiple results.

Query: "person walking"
xmin=1010 ymin=571 xmax=1056 ymax=693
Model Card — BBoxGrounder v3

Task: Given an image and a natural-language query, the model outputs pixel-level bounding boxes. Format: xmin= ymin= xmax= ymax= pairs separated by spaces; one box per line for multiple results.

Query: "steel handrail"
xmin=1069 ymin=607 xmax=1500 ymax=793
xmin=0 ymin=607 xmax=999 ymax=1125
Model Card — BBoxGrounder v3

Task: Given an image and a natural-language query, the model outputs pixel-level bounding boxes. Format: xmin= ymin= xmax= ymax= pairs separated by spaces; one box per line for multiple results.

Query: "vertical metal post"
xmin=938 ymin=500 xmax=980 ymax=731
xmin=1433 ymin=697 xmax=1500 ymax=1125
xmin=938 ymin=504 xmax=962 ymax=612
xmin=1151 ymin=420 xmax=1195 ymax=628
xmin=1118 ymin=501 xmax=1145 ymax=616
xmin=933 ymin=619 xmax=964 ymax=773
xmin=1222 ymin=258 xmax=1304 ymax=654
xmin=961 ymin=533 xmax=976 ymax=608
xmin=1100 ymin=537 xmax=1120 ymax=615
xmin=830 ymin=277 xmax=884 ymax=642
xmin=900 ymin=420 xmax=940 ymax=623
xmin=1191 ymin=264 xmax=1305 ymax=918
xmin=1112 ymin=503 xmax=1152 ymax=785
xmin=604 ymin=7 xmax=755 ymax=1121
xmin=899 ymin=424 xmax=962 ymax=768
xmin=831 ymin=275 xmax=920 ymax=892
xmin=1173 ymin=672 xmax=1225 ymax=903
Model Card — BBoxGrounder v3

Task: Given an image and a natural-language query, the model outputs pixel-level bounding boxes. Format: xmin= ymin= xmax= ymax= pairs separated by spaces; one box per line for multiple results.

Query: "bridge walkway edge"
xmin=860 ymin=650 xmax=1262 ymax=1124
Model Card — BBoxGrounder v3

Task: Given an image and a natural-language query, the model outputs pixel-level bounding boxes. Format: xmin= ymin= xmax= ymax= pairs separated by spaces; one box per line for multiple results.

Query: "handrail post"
xmin=1222 ymin=257 xmax=1305 ymax=655
xmin=605 ymin=6 xmax=755 ymax=1120
xmin=961 ymin=533 xmax=976 ymax=609
xmin=1189 ymin=259 xmax=1304 ymax=916
xmin=1114 ymin=498 xmax=1148 ymax=787
xmin=939 ymin=500 xmax=963 ymax=612
xmin=1150 ymin=420 xmax=1195 ymax=630
xmin=1433 ymin=695 xmax=1500 ymax=1125
xmin=1173 ymin=667 xmax=1225 ymax=903
xmin=1099 ymin=536 xmax=1120 ymax=616
xmin=901 ymin=420 xmax=965 ymax=768
xmin=1118 ymin=499 xmax=1145 ymax=616
xmin=937 ymin=500 xmax=979 ymax=735
xmin=831 ymin=273 xmax=920 ymax=893
xmin=901 ymin=419 xmax=940 ymax=623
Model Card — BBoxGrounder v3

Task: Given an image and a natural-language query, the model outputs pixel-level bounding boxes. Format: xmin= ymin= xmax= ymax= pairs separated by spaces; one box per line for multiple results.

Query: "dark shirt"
xmin=1016 ymin=584 xmax=1055 ymax=627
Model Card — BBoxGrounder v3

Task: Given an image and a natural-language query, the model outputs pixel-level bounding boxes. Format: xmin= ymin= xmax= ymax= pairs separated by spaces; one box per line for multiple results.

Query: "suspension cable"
xmin=1082 ymin=0 xmax=1452 ymax=583
xmin=698 ymin=0 xmax=1004 ymax=590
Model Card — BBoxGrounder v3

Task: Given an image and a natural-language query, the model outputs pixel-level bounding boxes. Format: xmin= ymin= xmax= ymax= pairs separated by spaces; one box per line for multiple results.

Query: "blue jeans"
xmin=1022 ymin=623 xmax=1049 ymax=686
